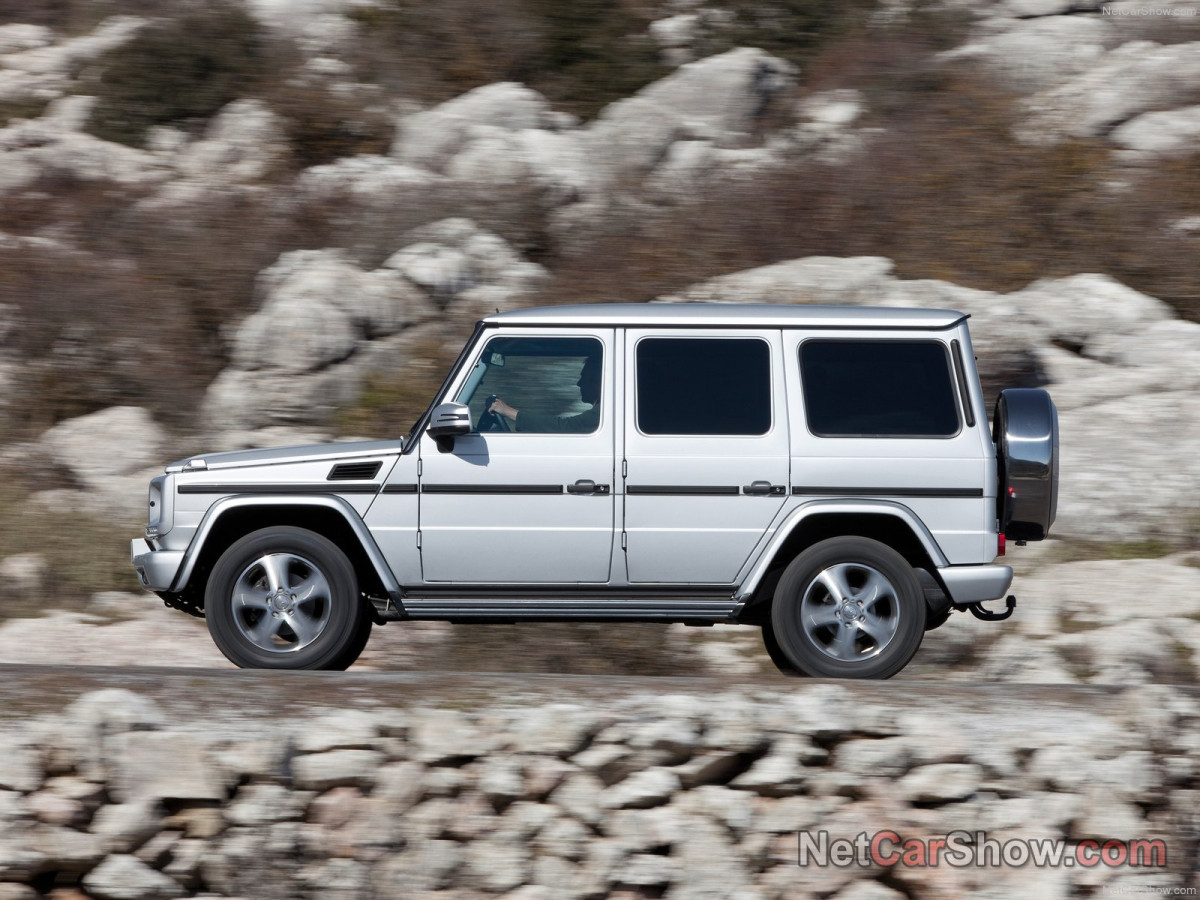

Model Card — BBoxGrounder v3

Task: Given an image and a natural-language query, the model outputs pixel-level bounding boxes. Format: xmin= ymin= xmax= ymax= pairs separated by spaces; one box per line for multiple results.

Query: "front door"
xmin=623 ymin=329 xmax=790 ymax=584
xmin=418 ymin=329 xmax=617 ymax=584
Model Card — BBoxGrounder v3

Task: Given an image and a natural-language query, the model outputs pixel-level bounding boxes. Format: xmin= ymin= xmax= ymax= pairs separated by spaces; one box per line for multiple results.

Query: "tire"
xmin=770 ymin=537 xmax=926 ymax=679
xmin=205 ymin=526 xmax=366 ymax=670
xmin=327 ymin=614 xmax=373 ymax=672
xmin=761 ymin=621 xmax=806 ymax=677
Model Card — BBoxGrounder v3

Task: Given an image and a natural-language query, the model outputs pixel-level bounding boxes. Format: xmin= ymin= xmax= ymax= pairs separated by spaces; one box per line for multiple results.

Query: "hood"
xmin=165 ymin=438 xmax=404 ymax=473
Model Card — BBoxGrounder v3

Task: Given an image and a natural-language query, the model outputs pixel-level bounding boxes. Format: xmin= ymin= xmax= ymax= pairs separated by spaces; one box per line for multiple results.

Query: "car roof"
xmin=481 ymin=303 xmax=968 ymax=330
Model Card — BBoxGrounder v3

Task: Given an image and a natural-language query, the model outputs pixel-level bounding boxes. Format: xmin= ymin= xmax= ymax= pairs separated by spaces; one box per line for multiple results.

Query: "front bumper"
xmin=131 ymin=538 xmax=184 ymax=592
xmin=938 ymin=564 xmax=1013 ymax=606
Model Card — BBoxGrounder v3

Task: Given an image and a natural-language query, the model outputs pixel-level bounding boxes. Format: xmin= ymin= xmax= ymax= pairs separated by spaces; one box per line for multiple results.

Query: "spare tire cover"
xmin=993 ymin=389 xmax=1059 ymax=541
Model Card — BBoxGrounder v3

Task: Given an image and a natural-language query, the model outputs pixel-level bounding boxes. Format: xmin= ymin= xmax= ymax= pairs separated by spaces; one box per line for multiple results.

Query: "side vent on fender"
xmin=328 ymin=461 xmax=383 ymax=481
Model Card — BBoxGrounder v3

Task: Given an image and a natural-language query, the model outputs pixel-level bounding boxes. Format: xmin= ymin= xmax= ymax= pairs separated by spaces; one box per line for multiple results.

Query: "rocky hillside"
xmin=1 ymin=0 xmax=1199 ymax=670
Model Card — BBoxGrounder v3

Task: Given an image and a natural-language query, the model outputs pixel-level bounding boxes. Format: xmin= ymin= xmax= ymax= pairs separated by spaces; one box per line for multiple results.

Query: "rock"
xmin=940 ymin=16 xmax=1115 ymax=93
xmin=0 ymin=553 xmax=47 ymax=598
xmin=0 ymin=884 xmax=38 ymax=900
xmin=0 ymin=24 xmax=53 ymax=55
xmin=176 ymin=99 xmax=289 ymax=182
xmin=1111 ymin=104 xmax=1200 ymax=157
xmin=83 ymin=853 xmax=182 ymax=900
xmin=548 ymin=772 xmax=606 ymax=827
xmin=896 ymin=763 xmax=983 ymax=804
xmin=587 ymin=48 xmax=796 ymax=182
xmin=291 ymin=750 xmax=385 ymax=791
xmin=0 ymin=738 xmax=41 ymax=794
xmin=394 ymin=82 xmax=554 ymax=172
xmin=1021 ymin=40 xmax=1200 ymax=142
xmin=37 ymin=407 xmax=167 ymax=489
xmin=729 ymin=738 xmax=812 ymax=797
xmin=27 ymin=791 xmax=85 ymax=827
xmin=600 ymin=768 xmax=680 ymax=810
xmin=410 ymin=709 xmax=496 ymax=764
xmin=89 ymin=800 xmax=163 ymax=854
xmin=226 ymin=783 xmax=309 ymax=826
xmin=293 ymin=710 xmax=381 ymax=754
xmin=834 ymin=883 xmax=908 ymax=900
xmin=109 ymin=732 xmax=226 ymax=803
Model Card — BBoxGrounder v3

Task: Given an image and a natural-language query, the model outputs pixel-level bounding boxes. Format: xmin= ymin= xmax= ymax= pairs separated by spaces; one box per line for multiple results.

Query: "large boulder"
xmin=940 ymin=16 xmax=1117 ymax=93
xmin=0 ymin=16 xmax=145 ymax=104
xmin=586 ymin=47 xmax=797 ymax=183
xmin=176 ymin=99 xmax=290 ymax=183
xmin=1110 ymin=104 xmax=1200 ymax=157
xmin=1020 ymin=40 xmax=1200 ymax=142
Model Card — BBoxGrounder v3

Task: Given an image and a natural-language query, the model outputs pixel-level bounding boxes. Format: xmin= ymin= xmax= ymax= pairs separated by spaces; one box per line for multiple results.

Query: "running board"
xmin=400 ymin=595 xmax=740 ymax=623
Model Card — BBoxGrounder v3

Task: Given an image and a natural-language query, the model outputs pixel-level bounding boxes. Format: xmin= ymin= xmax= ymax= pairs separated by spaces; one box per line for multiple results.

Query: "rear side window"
xmin=800 ymin=340 xmax=959 ymax=437
xmin=636 ymin=337 xmax=771 ymax=435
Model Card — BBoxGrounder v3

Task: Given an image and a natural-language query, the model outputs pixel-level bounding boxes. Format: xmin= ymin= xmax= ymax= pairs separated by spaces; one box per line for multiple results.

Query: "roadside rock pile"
xmin=0 ymin=680 xmax=1194 ymax=899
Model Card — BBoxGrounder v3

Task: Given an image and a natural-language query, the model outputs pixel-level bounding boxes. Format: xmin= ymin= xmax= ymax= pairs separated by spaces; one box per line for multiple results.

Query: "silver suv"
xmin=132 ymin=304 xmax=1058 ymax=678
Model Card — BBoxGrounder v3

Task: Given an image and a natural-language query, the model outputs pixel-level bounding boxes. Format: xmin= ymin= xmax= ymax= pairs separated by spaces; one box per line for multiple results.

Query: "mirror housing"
xmin=428 ymin=402 xmax=472 ymax=449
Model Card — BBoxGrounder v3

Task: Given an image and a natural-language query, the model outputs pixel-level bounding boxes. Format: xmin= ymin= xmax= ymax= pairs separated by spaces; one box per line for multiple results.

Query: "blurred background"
xmin=1 ymin=0 xmax=1199 ymax=680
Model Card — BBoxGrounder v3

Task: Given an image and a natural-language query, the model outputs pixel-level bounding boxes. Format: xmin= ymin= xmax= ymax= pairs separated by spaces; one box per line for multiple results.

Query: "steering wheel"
xmin=477 ymin=395 xmax=511 ymax=433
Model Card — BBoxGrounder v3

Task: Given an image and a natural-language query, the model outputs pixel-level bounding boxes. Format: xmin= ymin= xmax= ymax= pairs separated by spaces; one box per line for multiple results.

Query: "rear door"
xmin=622 ymin=330 xmax=790 ymax=584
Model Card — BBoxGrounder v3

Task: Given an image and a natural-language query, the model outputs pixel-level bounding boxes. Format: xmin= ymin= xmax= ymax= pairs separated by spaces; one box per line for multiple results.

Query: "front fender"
xmin=734 ymin=499 xmax=951 ymax=601
xmin=169 ymin=494 xmax=402 ymax=604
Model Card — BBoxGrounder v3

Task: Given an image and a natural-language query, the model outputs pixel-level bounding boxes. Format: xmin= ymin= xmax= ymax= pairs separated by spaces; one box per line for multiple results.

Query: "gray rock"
xmin=599 ymin=767 xmax=680 ymax=809
xmin=0 ymin=738 xmax=40 ymax=793
xmin=1111 ymin=104 xmax=1200 ymax=157
xmin=89 ymin=799 xmax=163 ymax=854
xmin=729 ymin=738 xmax=813 ymax=797
xmin=109 ymin=731 xmax=226 ymax=803
xmin=177 ymin=99 xmax=289 ymax=183
xmin=587 ymin=48 xmax=795 ymax=184
xmin=0 ymin=884 xmax=38 ymax=900
xmin=290 ymin=749 xmax=385 ymax=791
xmin=464 ymin=835 xmax=532 ymax=892
xmin=548 ymin=772 xmax=606 ymax=827
xmin=1021 ymin=40 xmax=1200 ymax=142
xmin=896 ymin=763 xmax=982 ymax=803
xmin=410 ymin=709 xmax=496 ymax=764
xmin=0 ymin=553 xmax=47 ymax=597
xmin=293 ymin=709 xmax=381 ymax=753
xmin=31 ymin=823 xmax=105 ymax=874
xmin=940 ymin=16 xmax=1115 ymax=93
xmin=84 ymin=853 xmax=182 ymax=900
xmin=226 ymin=783 xmax=310 ymax=826
xmin=37 ymin=407 xmax=167 ymax=489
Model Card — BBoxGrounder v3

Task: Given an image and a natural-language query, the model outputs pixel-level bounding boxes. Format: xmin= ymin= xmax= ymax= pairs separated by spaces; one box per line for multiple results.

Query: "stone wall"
xmin=0 ymin=669 xmax=1195 ymax=900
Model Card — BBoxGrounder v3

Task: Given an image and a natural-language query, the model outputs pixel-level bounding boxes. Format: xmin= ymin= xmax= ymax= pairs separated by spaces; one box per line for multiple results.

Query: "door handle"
xmin=743 ymin=481 xmax=785 ymax=496
xmin=568 ymin=480 xmax=610 ymax=495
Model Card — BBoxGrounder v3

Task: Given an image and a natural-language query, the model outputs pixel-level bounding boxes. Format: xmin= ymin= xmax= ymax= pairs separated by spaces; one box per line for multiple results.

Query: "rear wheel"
xmin=770 ymin=537 xmax=925 ymax=679
xmin=205 ymin=527 xmax=367 ymax=670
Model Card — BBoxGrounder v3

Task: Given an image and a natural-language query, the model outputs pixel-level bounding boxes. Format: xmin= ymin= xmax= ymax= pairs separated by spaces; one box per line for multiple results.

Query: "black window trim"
xmin=798 ymin=337 xmax=962 ymax=441
xmin=455 ymin=332 xmax=608 ymax=437
xmin=632 ymin=333 xmax=775 ymax=438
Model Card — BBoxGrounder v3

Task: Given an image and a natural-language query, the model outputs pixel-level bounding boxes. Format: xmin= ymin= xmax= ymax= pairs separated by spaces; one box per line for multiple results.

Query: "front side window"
xmin=457 ymin=336 xmax=603 ymax=434
xmin=800 ymin=340 xmax=959 ymax=437
xmin=636 ymin=337 xmax=771 ymax=436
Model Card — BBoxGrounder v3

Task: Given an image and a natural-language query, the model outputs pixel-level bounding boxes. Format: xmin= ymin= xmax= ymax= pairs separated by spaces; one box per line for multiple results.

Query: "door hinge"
xmin=416 ymin=530 xmax=422 ymax=549
xmin=622 ymin=458 xmax=628 ymax=478
xmin=621 ymin=531 xmax=627 ymax=550
xmin=417 ymin=459 xmax=423 ymax=477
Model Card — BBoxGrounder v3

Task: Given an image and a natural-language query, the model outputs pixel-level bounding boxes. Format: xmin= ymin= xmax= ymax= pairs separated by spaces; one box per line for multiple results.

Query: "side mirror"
xmin=427 ymin=402 xmax=472 ymax=450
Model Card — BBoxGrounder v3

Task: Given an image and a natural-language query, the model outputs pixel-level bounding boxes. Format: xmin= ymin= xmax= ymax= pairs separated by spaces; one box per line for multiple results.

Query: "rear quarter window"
xmin=800 ymin=340 xmax=960 ymax=438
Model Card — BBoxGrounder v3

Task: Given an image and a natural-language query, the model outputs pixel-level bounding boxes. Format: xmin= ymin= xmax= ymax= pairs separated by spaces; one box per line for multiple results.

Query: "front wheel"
xmin=205 ymin=527 xmax=367 ymax=670
xmin=770 ymin=537 xmax=925 ymax=679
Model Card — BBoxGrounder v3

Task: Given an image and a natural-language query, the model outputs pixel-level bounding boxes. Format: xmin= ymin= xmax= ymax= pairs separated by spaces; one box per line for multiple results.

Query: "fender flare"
xmin=168 ymin=494 xmax=403 ymax=608
xmin=734 ymin=499 xmax=950 ymax=601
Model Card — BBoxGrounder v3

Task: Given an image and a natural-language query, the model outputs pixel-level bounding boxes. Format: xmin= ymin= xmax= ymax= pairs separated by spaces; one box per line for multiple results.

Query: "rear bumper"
xmin=938 ymin=564 xmax=1013 ymax=606
xmin=131 ymin=538 xmax=184 ymax=592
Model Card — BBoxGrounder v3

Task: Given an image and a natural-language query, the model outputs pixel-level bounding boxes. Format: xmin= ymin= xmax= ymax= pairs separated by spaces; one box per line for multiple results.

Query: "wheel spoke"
xmin=804 ymin=605 xmax=841 ymax=629
xmin=817 ymin=566 xmax=853 ymax=603
xmin=858 ymin=609 xmax=896 ymax=645
xmin=282 ymin=610 xmax=324 ymax=647
xmin=292 ymin=571 xmax=330 ymax=605
xmin=855 ymin=569 xmax=893 ymax=605
xmin=829 ymin=623 xmax=859 ymax=660
xmin=258 ymin=554 xmax=291 ymax=593
xmin=245 ymin=612 xmax=283 ymax=646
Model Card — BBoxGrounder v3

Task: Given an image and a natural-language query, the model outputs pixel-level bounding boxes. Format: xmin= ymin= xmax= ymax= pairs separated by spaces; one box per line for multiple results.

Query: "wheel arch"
xmin=169 ymin=495 xmax=402 ymax=614
xmin=736 ymin=501 xmax=948 ymax=622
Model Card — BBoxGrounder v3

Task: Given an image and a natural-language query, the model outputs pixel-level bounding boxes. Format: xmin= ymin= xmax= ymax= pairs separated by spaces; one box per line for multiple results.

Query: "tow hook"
xmin=968 ymin=595 xmax=1016 ymax=621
